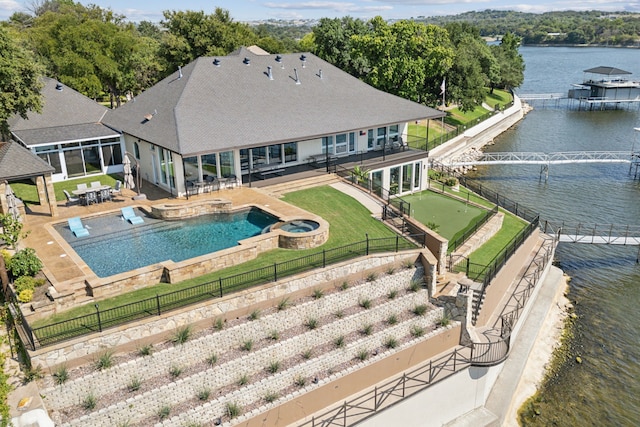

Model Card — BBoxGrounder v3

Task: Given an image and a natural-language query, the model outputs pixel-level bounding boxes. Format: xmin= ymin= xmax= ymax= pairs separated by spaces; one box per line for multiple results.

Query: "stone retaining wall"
xmin=30 ymin=250 xmax=431 ymax=369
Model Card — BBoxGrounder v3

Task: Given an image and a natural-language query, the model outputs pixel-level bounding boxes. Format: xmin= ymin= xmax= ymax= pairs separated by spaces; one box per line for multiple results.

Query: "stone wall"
xmin=29 ymin=250 xmax=432 ymax=369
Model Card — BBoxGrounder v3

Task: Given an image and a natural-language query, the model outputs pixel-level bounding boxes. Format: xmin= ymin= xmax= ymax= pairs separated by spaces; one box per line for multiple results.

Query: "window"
xmin=183 ymin=156 xmax=199 ymax=180
xmin=377 ymin=127 xmax=387 ymax=148
xmin=37 ymin=151 xmax=62 ymax=174
xmin=268 ymin=144 xmax=282 ymax=164
xmin=284 ymin=142 xmax=297 ymax=162
xmin=368 ymin=130 xmax=375 ymax=150
xmin=335 ymin=133 xmax=348 ymax=154
xmin=414 ymin=162 xmax=421 ymax=189
xmin=389 ymin=124 xmax=399 ymax=143
xmin=402 ymin=164 xmax=412 ymax=193
xmin=322 ymin=136 xmax=334 ymax=154
xmin=390 ymin=166 xmax=400 ymax=195
xmin=252 ymin=147 xmax=267 ymax=167
xmin=201 ymin=153 xmax=217 ymax=177
xmin=349 ymin=132 xmax=355 ymax=152
xmin=134 ymin=141 xmax=140 ymax=159
xmin=219 ymin=151 xmax=235 ymax=177
xmin=101 ymin=143 xmax=123 ymax=167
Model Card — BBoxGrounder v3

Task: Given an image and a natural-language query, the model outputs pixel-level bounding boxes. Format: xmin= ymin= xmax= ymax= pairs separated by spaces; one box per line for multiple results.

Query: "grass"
xmin=32 ymin=186 xmax=401 ymax=328
xmin=171 ymin=325 xmax=192 ymax=345
xmin=468 ymin=212 xmax=529 ymax=266
xmin=94 ymin=351 xmax=114 ymax=371
xmin=82 ymin=392 xmax=97 ymax=410
xmin=53 ymin=365 xmax=69 ymax=385
xmin=402 ymin=190 xmax=487 ymax=241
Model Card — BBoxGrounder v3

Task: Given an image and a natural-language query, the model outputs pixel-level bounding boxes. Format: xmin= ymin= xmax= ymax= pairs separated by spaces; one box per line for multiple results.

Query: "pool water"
xmin=56 ymin=208 xmax=278 ymax=278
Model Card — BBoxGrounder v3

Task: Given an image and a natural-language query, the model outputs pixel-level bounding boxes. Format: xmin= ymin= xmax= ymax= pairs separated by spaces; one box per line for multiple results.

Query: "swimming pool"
xmin=55 ymin=207 xmax=278 ymax=278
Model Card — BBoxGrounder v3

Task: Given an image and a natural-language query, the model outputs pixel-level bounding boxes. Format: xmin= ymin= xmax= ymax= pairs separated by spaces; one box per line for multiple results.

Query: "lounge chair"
xmin=63 ymin=190 xmax=80 ymax=207
xmin=68 ymin=217 xmax=89 ymax=237
xmin=121 ymin=206 xmax=144 ymax=224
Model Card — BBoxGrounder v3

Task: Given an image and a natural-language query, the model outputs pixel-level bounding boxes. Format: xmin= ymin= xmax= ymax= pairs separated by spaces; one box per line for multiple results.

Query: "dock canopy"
xmin=584 ymin=66 xmax=632 ymax=76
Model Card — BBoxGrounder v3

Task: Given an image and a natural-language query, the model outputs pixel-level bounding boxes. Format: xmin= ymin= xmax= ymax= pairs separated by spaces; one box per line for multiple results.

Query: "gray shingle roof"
xmin=104 ymin=48 xmax=444 ymax=156
xmin=0 ymin=141 xmax=55 ymax=181
xmin=12 ymin=123 xmax=120 ymax=146
xmin=9 ymin=77 xmax=112 ymax=145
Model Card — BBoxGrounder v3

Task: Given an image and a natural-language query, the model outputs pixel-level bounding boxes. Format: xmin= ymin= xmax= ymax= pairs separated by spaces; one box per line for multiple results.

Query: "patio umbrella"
xmin=123 ymin=157 xmax=135 ymax=190
xmin=4 ymin=183 xmax=20 ymax=220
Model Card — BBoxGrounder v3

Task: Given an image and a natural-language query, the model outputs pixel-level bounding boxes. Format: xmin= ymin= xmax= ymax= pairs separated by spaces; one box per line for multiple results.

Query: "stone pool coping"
xmin=35 ymin=200 xmax=328 ymax=318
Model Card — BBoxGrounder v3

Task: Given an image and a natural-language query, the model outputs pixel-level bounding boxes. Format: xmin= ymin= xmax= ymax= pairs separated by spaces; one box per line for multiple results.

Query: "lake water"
xmin=469 ymin=47 xmax=640 ymax=425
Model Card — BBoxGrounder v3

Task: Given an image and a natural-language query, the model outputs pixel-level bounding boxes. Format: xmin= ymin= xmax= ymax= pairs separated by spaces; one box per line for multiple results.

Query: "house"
xmin=8 ymin=77 xmax=124 ymax=183
xmin=103 ymin=48 xmax=445 ymax=197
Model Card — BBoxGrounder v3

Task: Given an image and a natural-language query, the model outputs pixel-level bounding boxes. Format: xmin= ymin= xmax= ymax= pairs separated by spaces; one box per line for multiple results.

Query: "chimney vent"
xmin=294 ymin=68 xmax=301 ymax=85
xmin=243 ymin=57 xmax=250 ymax=65
xmin=267 ymin=66 xmax=273 ymax=80
xmin=213 ymin=58 xmax=221 ymax=66
xmin=178 ymin=66 xmax=183 ymax=79
xmin=55 ymin=83 xmax=63 ymax=91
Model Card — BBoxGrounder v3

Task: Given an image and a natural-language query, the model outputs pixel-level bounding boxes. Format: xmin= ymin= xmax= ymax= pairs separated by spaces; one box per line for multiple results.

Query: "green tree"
xmin=0 ymin=213 xmax=30 ymax=250
xmin=159 ymin=8 xmax=257 ymax=74
xmin=312 ymin=16 xmax=371 ymax=78
xmin=24 ymin=2 xmax=147 ymax=106
xmin=491 ymin=32 xmax=525 ymax=90
xmin=351 ymin=18 xmax=454 ymax=106
xmin=0 ymin=26 xmax=43 ymax=138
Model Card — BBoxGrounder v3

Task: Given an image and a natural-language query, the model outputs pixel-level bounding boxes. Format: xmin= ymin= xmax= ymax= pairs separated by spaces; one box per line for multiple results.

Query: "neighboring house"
xmin=103 ymin=47 xmax=445 ymax=197
xmin=8 ymin=77 xmax=124 ymax=183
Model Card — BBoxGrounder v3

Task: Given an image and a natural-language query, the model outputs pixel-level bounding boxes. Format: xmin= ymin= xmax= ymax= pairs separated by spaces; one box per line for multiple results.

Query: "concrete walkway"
xmin=330 ymin=182 xmax=384 ymax=218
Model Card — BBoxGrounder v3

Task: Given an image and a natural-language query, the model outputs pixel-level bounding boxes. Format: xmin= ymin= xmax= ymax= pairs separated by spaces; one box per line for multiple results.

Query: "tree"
xmin=491 ymin=32 xmax=525 ymax=90
xmin=351 ymin=18 xmax=454 ymax=106
xmin=159 ymin=8 xmax=257 ymax=74
xmin=0 ymin=213 xmax=30 ymax=250
xmin=0 ymin=26 xmax=43 ymax=138
xmin=24 ymin=2 xmax=147 ymax=106
xmin=312 ymin=16 xmax=371 ymax=78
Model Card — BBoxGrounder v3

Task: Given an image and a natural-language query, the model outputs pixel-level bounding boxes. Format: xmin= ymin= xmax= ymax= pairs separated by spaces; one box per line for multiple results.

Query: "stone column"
xmin=44 ymin=174 xmax=58 ymax=217
xmin=0 ymin=181 xmax=7 ymax=214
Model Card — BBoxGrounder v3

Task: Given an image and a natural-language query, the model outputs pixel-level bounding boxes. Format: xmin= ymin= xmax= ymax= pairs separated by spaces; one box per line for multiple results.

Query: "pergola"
xmin=0 ymin=141 xmax=57 ymax=219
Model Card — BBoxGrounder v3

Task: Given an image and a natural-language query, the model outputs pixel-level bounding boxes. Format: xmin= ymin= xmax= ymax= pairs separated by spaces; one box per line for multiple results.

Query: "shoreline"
xmin=505 ymin=273 xmax=571 ymax=425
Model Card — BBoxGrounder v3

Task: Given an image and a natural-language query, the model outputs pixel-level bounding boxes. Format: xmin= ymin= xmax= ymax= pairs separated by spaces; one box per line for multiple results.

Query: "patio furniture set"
xmin=64 ymin=181 xmax=122 ymax=207
xmin=186 ymin=174 xmax=238 ymax=196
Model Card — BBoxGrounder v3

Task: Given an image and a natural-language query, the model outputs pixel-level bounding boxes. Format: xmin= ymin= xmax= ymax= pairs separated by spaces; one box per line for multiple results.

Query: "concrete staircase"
xmin=257 ymin=173 xmax=341 ymax=198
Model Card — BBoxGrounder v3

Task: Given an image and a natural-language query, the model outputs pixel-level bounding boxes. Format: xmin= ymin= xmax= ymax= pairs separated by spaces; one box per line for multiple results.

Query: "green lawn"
xmin=485 ymin=89 xmax=513 ymax=109
xmin=402 ymin=190 xmax=486 ymax=241
xmin=468 ymin=210 xmax=529 ymax=265
xmin=32 ymin=186 xmax=399 ymax=326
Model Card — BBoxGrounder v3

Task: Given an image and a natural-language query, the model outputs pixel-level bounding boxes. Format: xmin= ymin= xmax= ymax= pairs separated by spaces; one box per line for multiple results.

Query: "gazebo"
xmin=0 ymin=141 xmax=57 ymax=219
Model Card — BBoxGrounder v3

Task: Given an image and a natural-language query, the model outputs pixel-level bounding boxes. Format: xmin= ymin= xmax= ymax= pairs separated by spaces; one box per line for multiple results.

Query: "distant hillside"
xmin=417 ymin=10 xmax=640 ymax=47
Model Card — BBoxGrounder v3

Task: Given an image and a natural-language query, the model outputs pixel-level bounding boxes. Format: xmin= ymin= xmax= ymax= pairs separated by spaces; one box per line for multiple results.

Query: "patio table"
xmin=72 ymin=184 xmax=112 ymax=205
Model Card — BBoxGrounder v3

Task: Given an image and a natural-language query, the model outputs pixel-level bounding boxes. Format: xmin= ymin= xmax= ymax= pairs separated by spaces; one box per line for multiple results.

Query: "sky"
xmin=2 ymin=0 xmax=639 ymax=22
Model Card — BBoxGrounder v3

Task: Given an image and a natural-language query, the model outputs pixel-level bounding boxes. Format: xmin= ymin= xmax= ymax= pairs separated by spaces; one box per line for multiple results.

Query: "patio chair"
xmin=77 ymin=183 xmax=87 ymax=190
xmin=110 ymin=180 xmax=122 ymax=196
xmin=90 ymin=181 xmax=102 ymax=188
xmin=205 ymin=175 xmax=219 ymax=192
xmin=63 ymin=190 xmax=80 ymax=207
xmin=121 ymin=206 xmax=144 ymax=224
xmin=99 ymin=188 xmax=111 ymax=203
xmin=68 ymin=217 xmax=89 ymax=237
xmin=84 ymin=190 xmax=98 ymax=205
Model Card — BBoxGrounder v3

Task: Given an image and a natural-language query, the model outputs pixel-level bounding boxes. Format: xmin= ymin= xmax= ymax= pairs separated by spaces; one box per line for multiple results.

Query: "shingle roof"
xmin=0 ymin=141 xmax=55 ymax=181
xmin=104 ymin=48 xmax=444 ymax=156
xmin=12 ymin=123 xmax=119 ymax=146
xmin=9 ymin=77 xmax=114 ymax=145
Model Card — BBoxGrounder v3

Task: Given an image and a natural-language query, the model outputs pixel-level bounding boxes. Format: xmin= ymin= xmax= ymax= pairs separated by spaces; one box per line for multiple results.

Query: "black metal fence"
xmin=448 ymin=206 xmax=499 ymax=253
xmin=28 ymin=234 xmax=422 ymax=350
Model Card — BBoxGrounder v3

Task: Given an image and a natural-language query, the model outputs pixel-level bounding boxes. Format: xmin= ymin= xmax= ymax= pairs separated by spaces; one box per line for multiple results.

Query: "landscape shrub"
xmin=14 ymin=276 xmax=44 ymax=293
xmin=8 ymin=248 xmax=42 ymax=277
xmin=17 ymin=289 xmax=33 ymax=303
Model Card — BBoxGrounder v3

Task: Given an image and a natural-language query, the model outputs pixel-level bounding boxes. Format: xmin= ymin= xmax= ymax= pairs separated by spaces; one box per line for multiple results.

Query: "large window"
xmin=402 ymin=164 xmax=412 ymax=193
xmin=284 ymin=142 xmax=297 ymax=162
xmin=414 ymin=162 xmax=421 ymax=189
xmin=219 ymin=151 xmax=235 ymax=177
xmin=252 ymin=147 xmax=267 ymax=167
xmin=35 ymin=145 xmax=62 ymax=174
xmin=183 ymin=156 xmax=199 ymax=181
xmin=390 ymin=166 xmax=400 ymax=195
xmin=334 ymin=132 xmax=356 ymax=155
xmin=201 ymin=153 xmax=217 ymax=178
xmin=101 ymin=143 xmax=123 ymax=167
xmin=322 ymin=136 xmax=334 ymax=154
xmin=377 ymin=127 xmax=387 ymax=149
xmin=389 ymin=124 xmax=399 ymax=144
